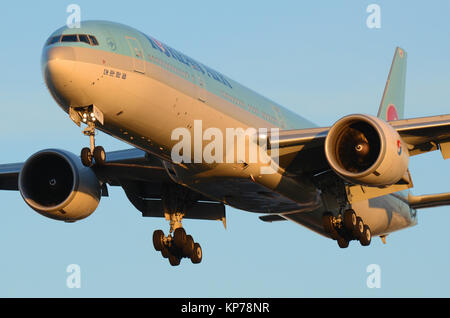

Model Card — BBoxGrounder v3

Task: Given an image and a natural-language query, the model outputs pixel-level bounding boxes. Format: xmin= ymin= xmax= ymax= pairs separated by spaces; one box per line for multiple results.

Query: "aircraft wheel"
xmin=169 ymin=254 xmax=181 ymax=266
xmin=174 ymin=227 xmax=187 ymax=248
xmin=81 ymin=147 xmax=92 ymax=167
xmin=322 ymin=213 xmax=334 ymax=234
xmin=360 ymin=225 xmax=372 ymax=246
xmin=337 ymin=237 xmax=349 ymax=248
xmin=152 ymin=230 xmax=164 ymax=251
xmin=191 ymin=243 xmax=202 ymax=264
xmin=183 ymin=235 xmax=194 ymax=257
xmin=343 ymin=209 xmax=357 ymax=232
xmin=93 ymin=146 xmax=106 ymax=165
xmin=353 ymin=217 xmax=364 ymax=239
xmin=161 ymin=246 xmax=170 ymax=258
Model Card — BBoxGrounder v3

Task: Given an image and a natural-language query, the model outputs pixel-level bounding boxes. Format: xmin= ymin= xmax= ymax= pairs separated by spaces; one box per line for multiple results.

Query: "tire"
xmin=337 ymin=237 xmax=349 ymax=248
xmin=174 ymin=227 xmax=187 ymax=248
xmin=81 ymin=147 xmax=92 ymax=167
xmin=161 ymin=246 xmax=170 ymax=258
xmin=183 ymin=235 xmax=194 ymax=257
xmin=191 ymin=243 xmax=202 ymax=264
xmin=343 ymin=209 xmax=357 ymax=232
xmin=322 ymin=213 xmax=334 ymax=234
xmin=323 ymin=213 xmax=340 ymax=240
xmin=93 ymin=146 xmax=106 ymax=165
xmin=353 ymin=217 xmax=364 ymax=239
xmin=360 ymin=225 xmax=372 ymax=246
xmin=152 ymin=230 xmax=164 ymax=251
xmin=168 ymin=254 xmax=181 ymax=266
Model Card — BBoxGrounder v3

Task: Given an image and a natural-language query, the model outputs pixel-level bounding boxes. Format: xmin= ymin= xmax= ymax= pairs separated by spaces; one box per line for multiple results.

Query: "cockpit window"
xmin=89 ymin=35 xmax=99 ymax=46
xmin=61 ymin=34 xmax=78 ymax=42
xmin=46 ymin=36 xmax=61 ymax=45
xmin=78 ymin=34 xmax=90 ymax=44
xmin=46 ymin=34 xmax=99 ymax=46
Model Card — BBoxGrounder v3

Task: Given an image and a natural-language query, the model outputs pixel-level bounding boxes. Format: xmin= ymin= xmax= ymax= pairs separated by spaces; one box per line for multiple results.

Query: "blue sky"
xmin=1 ymin=0 xmax=450 ymax=297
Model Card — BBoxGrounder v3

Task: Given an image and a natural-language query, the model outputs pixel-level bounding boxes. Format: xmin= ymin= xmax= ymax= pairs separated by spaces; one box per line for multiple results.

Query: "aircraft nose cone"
xmin=41 ymin=46 xmax=78 ymax=107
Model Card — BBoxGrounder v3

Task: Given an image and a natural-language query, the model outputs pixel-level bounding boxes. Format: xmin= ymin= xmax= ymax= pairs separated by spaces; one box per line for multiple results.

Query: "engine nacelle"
xmin=18 ymin=149 xmax=102 ymax=222
xmin=325 ymin=114 xmax=409 ymax=186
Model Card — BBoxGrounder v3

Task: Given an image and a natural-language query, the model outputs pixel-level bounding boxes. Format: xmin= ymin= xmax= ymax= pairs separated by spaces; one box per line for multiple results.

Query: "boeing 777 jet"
xmin=2 ymin=20 xmax=450 ymax=266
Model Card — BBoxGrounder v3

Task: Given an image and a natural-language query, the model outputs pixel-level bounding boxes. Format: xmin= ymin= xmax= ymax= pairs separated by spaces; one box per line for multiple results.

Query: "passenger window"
xmin=89 ymin=35 xmax=99 ymax=46
xmin=61 ymin=34 xmax=78 ymax=42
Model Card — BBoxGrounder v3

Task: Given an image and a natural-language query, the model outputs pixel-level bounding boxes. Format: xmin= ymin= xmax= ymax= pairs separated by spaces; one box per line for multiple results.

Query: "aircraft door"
xmin=126 ymin=36 xmax=146 ymax=74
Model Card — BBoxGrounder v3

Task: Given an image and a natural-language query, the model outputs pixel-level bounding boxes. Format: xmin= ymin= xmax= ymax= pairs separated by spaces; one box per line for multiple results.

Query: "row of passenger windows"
xmin=150 ymin=55 xmax=190 ymax=80
xmin=46 ymin=34 xmax=99 ymax=46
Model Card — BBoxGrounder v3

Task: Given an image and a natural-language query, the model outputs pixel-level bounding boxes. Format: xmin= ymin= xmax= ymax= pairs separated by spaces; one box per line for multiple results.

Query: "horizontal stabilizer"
xmin=408 ymin=192 xmax=450 ymax=209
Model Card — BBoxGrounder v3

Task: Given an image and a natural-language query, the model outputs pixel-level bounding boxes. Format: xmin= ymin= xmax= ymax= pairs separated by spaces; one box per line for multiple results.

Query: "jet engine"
xmin=324 ymin=114 xmax=409 ymax=186
xmin=18 ymin=149 xmax=102 ymax=221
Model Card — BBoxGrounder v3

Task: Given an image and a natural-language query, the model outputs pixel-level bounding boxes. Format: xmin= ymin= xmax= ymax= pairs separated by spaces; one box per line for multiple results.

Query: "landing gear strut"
xmin=152 ymin=213 xmax=202 ymax=266
xmin=323 ymin=209 xmax=372 ymax=248
xmin=79 ymin=110 xmax=106 ymax=167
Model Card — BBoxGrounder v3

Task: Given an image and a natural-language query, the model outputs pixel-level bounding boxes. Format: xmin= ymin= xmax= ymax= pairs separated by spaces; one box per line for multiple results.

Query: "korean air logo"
xmin=151 ymin=37 xmax=166 ymax=53
xmin=397 ymin=139 xmax=402 ymax=155
xmin=386 ymin=104 xmax=399 ymax=121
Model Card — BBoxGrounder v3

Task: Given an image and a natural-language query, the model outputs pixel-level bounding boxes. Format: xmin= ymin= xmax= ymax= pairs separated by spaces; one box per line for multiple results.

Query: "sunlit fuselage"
xmin=41 ymin=20 xmax=417 ymax=238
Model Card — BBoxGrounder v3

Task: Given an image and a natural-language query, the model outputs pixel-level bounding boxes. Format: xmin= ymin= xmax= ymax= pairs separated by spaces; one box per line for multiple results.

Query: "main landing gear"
xmin=152 ymin=213 xmax=202 ymax=266
xmin=322 ymin=209 xmax=372 ymax=248
xmin=79 ymin=112 xmax=106 ymax=167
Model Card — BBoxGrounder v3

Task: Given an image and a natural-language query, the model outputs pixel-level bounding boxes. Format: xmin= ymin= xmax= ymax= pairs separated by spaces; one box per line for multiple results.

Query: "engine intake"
xmin=19 ymin=149 xmax=101 ymax=221
xmin=325 ymin=114 xmax=409 ymax=186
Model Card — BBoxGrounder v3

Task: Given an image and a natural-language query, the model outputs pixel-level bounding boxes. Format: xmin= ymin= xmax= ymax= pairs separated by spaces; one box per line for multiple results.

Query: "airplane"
xmin=2 ymin=20 xmax=450 ymax=266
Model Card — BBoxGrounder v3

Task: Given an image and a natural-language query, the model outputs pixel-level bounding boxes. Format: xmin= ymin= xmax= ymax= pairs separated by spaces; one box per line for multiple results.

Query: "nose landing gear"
xmin=323 ymin=209 xmax=372 ymax=248
xmin=78 ymin=109 xmax=106 ymax=167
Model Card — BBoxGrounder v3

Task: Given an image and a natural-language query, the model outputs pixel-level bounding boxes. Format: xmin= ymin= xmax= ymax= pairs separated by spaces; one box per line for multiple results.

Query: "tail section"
xmin=377 ymin=47 xmax=407 ymax=121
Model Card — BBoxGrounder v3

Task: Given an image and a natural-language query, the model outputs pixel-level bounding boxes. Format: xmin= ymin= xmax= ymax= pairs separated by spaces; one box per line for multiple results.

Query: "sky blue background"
xmin=1 ymin=1 xmax=450 ymax=297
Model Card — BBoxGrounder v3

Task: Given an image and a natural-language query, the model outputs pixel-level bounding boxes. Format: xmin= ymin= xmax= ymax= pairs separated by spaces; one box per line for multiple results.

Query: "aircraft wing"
xmin=0 ymin=163 xmax=23 ymax=190
xmin=91 ymin=148 xmax=172 ymax=186
xmin=0 ymin=148 xmax=169 ymax=191
xmin=390 ymin=114 xmax=450 ymax=156
xmin=0 ymin=148 xmax=226 ymax=221
xmin=270 ymin=114 xmax=450 ymax=175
